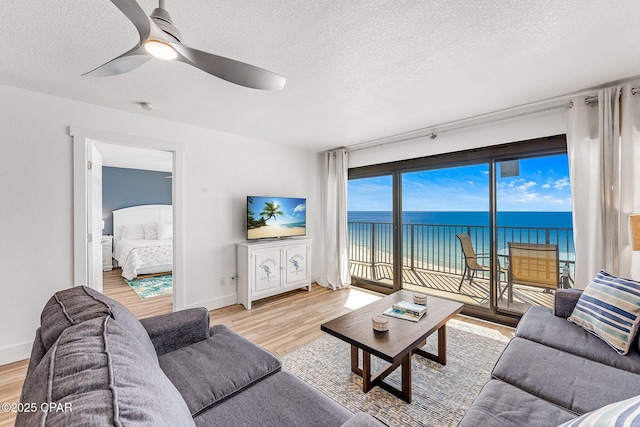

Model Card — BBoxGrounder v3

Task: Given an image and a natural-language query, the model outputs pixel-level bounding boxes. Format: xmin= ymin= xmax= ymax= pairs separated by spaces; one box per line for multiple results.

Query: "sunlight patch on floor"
xmin=344 ymin=288 xmax=382 ymax=310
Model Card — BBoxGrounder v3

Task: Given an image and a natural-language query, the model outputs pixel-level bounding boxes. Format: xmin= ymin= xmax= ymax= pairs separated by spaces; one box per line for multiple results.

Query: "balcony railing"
xmin=349 ymin=221 xmax=575 ymax=286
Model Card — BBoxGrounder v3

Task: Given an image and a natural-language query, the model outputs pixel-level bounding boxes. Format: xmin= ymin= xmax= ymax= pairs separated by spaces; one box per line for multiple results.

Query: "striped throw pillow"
xmin=558 ymin=395 xmax=640 ymax=427
xmin=568 ymin=270 xmax=640 ymax=355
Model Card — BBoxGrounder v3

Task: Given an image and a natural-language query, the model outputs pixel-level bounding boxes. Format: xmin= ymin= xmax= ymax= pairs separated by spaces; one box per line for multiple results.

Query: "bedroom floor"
xmin=103 ymin=268 xmax=173 ymax=319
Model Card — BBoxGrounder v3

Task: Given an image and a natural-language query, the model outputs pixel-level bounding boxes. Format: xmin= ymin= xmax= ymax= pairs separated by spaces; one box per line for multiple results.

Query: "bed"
xmin=112 ymin=205 xmax=173 ymax=280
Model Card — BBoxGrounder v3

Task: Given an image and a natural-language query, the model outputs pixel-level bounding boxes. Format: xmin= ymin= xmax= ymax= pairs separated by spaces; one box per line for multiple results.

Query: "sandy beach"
xmin=248 ymin=226 xmax=306 ymax=239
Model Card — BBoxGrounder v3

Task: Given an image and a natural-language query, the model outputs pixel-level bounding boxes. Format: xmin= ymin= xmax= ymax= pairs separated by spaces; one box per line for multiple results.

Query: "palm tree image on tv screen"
xmin=247 ymin=196 xmax=306 ymax=240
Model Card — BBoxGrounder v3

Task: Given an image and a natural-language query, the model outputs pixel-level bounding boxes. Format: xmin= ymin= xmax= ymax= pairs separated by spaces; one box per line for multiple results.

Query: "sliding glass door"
xmin=348 ymin=175 xmax=394 ymax=290
xmin=347 ymin=136 xmax=573 ymax=321
xmin=401 ymin=165 xmax=490 ymax=307
xmin=495 ymin=155 xmax=574 ymax=314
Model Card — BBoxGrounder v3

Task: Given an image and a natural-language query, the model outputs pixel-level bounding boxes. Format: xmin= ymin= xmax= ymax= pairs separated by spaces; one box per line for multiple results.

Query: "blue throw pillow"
xmin=558 ymin=394 xmax=640 ymax=426
xmin=568 ymin=270 xmax=640 ymax=355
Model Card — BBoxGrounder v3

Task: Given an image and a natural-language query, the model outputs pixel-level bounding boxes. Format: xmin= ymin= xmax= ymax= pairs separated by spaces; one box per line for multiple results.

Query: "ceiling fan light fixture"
xmin=83 ymin=0 xmax=285 ymax=89
xmin=144 ymin=39 xmax=177 ymax=60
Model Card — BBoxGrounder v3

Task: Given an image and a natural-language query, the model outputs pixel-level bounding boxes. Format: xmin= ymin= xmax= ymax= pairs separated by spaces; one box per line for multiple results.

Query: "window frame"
xmin=347 ymin=134 xmax=568 ymax=325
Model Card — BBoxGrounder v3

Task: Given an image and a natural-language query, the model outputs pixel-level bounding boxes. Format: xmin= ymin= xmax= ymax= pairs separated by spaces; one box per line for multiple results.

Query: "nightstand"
xmin=101 ymin=235 xmax=113 ymax=271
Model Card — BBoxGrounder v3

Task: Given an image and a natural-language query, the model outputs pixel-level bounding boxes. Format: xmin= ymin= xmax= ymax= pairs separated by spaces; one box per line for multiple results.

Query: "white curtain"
xmin=567 ymin=84 xmax=640 ymax=286
xmin=320 ymin=148 xmax=351 ymax=290
xmin=621 ymin=86 xmax=640 ymax=281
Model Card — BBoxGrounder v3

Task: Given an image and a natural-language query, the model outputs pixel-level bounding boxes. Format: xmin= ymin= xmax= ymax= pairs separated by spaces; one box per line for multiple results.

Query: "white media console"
xmin=236 ymin=238 xmax=311 ymax=309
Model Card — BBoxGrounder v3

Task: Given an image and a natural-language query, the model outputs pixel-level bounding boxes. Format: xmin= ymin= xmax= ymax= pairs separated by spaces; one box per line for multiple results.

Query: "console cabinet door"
xmin=253 ymin=248 xmax=282 ymax=294
xmin=284 ymin=243 xmax=309 ymax=286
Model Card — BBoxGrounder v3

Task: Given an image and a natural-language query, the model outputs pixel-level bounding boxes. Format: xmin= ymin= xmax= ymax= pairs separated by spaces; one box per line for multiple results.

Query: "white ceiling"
xmin=3 ymin=0 xmax=640 ymax=153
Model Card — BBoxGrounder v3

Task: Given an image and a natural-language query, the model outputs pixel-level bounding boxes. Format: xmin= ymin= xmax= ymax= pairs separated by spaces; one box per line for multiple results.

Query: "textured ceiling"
xmin=2 ymin=0 xmax=640 ymax=152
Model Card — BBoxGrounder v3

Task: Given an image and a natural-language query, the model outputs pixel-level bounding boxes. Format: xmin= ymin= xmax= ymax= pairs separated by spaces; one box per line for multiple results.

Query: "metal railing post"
xmin=410 ymin=224 xmax=415 ymax=270
xmin=370 ymin=223 xmax=376 ymax=280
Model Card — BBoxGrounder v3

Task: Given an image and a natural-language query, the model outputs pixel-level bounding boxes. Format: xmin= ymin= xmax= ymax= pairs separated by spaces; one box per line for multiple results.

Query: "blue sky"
xmin=348 ymin=154 xmax=572 ymax=212
xmin=249 ymin=197 xmax=306 ymax=225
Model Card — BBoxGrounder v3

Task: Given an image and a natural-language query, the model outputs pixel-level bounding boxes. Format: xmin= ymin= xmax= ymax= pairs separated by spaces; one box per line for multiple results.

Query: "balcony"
xmin=349 ymin=221 xmax=575 ymax=312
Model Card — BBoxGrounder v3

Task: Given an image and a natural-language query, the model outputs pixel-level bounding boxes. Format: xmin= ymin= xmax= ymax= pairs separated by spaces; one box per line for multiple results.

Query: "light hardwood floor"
xmin=102 ymin=268 xmax=173 ymax=319
xmin=0 ymin=270 xmax=514 ymax=426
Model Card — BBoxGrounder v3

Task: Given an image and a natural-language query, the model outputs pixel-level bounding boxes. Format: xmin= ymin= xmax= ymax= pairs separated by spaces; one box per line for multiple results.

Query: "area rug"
xmin=125 ymin=274 xmax=173 ymax=299
xmin=281 ymin=319 xmax=511 ymax=427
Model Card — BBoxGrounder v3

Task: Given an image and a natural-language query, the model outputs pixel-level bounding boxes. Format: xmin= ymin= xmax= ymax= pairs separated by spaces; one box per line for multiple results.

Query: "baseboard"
xmin=0 ymin=341 xmax=32 ymax=366
xmin=182 ymin=293 xmax=238 ymax=311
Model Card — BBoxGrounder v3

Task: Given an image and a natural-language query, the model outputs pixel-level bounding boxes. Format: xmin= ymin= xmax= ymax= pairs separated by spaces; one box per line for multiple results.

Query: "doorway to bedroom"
xmin=94 ymin=142 xmax=175 ymax=316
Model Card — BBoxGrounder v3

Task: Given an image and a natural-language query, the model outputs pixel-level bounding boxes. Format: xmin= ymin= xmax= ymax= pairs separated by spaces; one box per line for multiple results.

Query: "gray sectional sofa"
xmin=459 ymin=289 xmax=640 ymax=426
xmin=16 ymin=286 xmax=384 ymax=427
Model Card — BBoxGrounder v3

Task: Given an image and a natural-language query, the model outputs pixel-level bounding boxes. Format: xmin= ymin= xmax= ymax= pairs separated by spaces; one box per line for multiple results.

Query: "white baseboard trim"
xmin=0 ymin=341 xmax=32 ymax=366
xmin=182 ymin=293 xmax=238 ymax=311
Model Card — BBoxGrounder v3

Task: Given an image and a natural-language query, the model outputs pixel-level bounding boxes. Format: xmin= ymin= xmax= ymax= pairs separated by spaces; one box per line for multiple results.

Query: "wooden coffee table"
xmin=320 ymin=290 xmax=463 ymax=403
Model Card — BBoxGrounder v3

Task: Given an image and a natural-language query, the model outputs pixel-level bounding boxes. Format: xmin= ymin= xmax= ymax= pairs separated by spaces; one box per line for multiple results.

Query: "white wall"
xmin=0 ymin=84 xmax=321 ymax=365
xmin=349 ymin=108 xmax=567 ymax=168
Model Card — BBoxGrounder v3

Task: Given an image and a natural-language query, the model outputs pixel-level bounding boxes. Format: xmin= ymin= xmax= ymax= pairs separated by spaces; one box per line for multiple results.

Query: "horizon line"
xmin=348 ymin=210 xmax=572 ymax=213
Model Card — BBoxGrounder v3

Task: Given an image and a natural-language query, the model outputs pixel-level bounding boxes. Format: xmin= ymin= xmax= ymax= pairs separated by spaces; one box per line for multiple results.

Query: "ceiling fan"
xmin=83 ymin=0 xmax=286 ymax=90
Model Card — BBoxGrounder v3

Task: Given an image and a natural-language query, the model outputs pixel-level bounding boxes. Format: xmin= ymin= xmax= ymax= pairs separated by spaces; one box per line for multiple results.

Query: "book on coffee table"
xmin=393 ymin=301 xmax=427 ymax=317
xmin=383 ymin=301 xmax=427 ymax=322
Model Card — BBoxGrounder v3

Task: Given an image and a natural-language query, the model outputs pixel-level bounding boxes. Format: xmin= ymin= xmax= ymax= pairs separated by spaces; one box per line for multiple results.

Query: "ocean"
xmin=347 ymin=211 xmax=574 ymax=273
xmin=348 ymin=211 xmax=573 ymax=228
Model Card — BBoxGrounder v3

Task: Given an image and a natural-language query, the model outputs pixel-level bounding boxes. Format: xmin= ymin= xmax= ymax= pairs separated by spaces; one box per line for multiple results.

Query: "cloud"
xmin=541 ymin=177 xmax=570 ymax=191
xmin=293 ymin=203 xmax=306 ymax=213
xmin=508 ymin=178 xmax=525 ymax=188
xmin=499 ymin=177 xmax=571 ymax=209
xmin=514 ymin=192 xmax=540 ymax=203
xmin=516 ymin=181 xmax=536 ymax=191
xmin=554 ymin=177 xmax=570 ymax=190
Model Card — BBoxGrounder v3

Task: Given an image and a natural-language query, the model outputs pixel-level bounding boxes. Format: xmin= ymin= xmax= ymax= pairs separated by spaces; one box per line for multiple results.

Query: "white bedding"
xmin=115 ymin=239 xmax=173 ymax=280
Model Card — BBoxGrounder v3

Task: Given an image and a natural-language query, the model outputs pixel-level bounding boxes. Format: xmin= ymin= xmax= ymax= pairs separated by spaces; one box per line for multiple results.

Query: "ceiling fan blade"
xmin=109 ymin=0 xmax=152 ymax=41
xmin=83 ymin=45 xmax=151 ymax=77
xmin=171 ymin=42 xmax=286 ymax=90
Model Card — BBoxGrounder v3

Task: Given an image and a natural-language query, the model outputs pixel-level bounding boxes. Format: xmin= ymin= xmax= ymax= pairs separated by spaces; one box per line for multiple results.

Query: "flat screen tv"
xmin=247 ymin=196 xmax=306 ymax=240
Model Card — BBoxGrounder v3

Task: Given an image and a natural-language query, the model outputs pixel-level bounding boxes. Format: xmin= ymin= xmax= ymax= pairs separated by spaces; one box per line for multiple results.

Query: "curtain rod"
xmin=584 ymin=86 xmax=640 ymax=104
xmin=348 ymin=85 xmax=640 ymax=153
xmin=348 ymin=101 xmax=570 ymax=152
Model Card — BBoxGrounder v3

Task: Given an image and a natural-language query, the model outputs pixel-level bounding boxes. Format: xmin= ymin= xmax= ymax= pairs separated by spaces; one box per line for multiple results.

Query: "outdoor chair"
xmin=456 ymin=234 xmax=507 ymax=295
xmin=504 ymin=242 xmax=559 ymax=302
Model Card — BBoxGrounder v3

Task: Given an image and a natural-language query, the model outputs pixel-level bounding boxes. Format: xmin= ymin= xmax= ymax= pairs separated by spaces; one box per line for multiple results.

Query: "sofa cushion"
xmin=568 ymin=270 xmax=640 ymax=355
xmin=139 ymin=307 xmax=210 ymax=356
xmin=516 ymin=306 xmax=640 ymax=374
xmin=458 ymin=380 xmax=576 ymax=427
xmin=557 ymin=394 xmax=640 ymax=427
xmin=16 ymin=316 xmax=195 ymax=427
xmin=40 ymin=286 xmax=157 ymax=363
xmin=25 ymin=328 xmax=47 ymax=374
xmin=492 ymin=337 xmax=640 ymax=415
xmin=553 ymin=289 xmax=583 ymax=318
xmin=39 ymin=286 xmax=111 ymax=350
xmin=193 ymin=371 xmax=354 ymax=427
xmin=159 ymin=324 xmax=282 ymax=416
